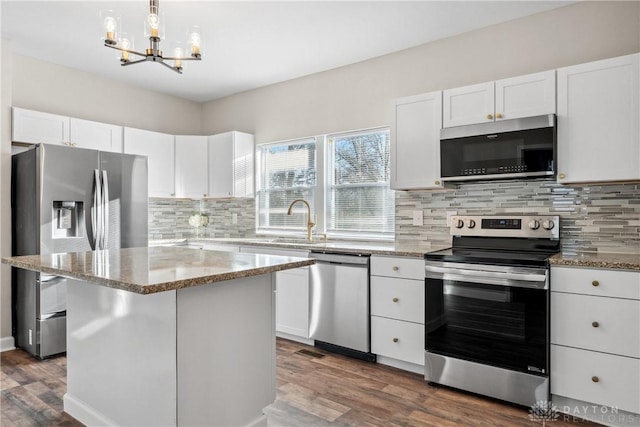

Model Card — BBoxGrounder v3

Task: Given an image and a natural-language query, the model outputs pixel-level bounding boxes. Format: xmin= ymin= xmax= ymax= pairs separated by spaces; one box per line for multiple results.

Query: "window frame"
xmin=256 ymin=126 xmax=394 ymax=241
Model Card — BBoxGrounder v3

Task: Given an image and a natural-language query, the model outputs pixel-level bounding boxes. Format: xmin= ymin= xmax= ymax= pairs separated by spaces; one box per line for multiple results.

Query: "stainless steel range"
xmin=424 ymin=215 xmax=560 ymax=407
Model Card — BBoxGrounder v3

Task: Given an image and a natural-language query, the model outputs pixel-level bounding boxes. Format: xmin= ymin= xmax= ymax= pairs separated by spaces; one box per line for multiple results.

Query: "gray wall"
xmin=201 ymin=1 xmax=640 ymax=143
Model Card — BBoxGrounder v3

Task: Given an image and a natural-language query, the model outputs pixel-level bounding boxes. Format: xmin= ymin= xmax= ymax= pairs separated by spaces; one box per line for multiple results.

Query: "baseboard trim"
xmin=0 ymin=336 xmax=15 ymax=352
xmin=376 ymin=355 xmax=424 ymax=375
xmin=63 ymin=393 xmax=120 ymax=427
xmin=275 ymin=331 xmax=314 ymax=346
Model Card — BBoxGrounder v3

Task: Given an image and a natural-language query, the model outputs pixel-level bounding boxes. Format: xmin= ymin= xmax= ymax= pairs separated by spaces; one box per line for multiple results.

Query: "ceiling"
xmin=1 ymin=1 xmax=573 ymax=103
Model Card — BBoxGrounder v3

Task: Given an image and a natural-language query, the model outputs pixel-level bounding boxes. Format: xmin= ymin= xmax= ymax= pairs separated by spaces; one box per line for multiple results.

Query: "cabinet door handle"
xmin=559 ymin=173 xmax=566 ymax=179
xmin=486 ymin=114 xmax=493 ymax=120
xmin=434 ymin=180 xmax=441 ymax=186
xmin=592 ymin=321 xmax=599 ymax=328
xmin=392 ymin=266 xmax=399 ymax=271
xmin=592 ymin=376 xmax=599 ymax=383
xmin=496 ymin=113 xmax=503 ymax=119
xmin=592 ymin=280 xmax=600 ymax=287
xmin=392 ymin=297 xmax=399 ymax=303
xmin=392 ymin=338 xmax=399 ymax=343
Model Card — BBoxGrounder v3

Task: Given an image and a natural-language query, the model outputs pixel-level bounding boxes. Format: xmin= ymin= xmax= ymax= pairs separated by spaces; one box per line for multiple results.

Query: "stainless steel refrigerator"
xmin=11 ymin=144 xmax=148 ymax=358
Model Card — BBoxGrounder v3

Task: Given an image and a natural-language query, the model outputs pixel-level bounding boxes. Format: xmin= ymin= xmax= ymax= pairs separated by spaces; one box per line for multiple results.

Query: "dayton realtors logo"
xmin=529 ymin=400 xmax=560 ymax=423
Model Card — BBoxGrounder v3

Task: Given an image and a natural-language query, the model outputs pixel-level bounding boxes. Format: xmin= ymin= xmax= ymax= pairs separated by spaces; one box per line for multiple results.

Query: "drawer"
xmin=551 ymin=345 xmax=640 ymax=414
xmin=551 ymin=293 xmax=640 ymax=358
xmin=551 ymin=266 xmax=640 ymax=300
xmin=371 ymin=255 xmax=424 ymax=280
xmin=371 ymin=276 xmax=424 ymax=324
xmin=371 ymin=316 xmax=424 ymax=365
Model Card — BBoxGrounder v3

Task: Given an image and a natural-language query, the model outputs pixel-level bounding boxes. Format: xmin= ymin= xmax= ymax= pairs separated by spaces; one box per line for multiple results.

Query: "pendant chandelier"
xmin=101 ymin=0 xmax=202 ymax=74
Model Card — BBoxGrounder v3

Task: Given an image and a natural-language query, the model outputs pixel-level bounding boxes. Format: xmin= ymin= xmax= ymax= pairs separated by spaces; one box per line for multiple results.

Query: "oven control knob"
xmin=466 ymin=219 xmax=476 ymax=229
xmin=455 ymin=219 xmax=464 ymax=229
xmin=528 ymin=220 xmax=540 ymax=230
xmin=542 ymin=220 xmax=555 ymax=230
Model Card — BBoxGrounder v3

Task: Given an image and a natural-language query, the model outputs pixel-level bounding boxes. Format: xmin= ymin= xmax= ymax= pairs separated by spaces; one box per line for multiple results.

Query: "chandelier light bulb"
xmin=188 ymin=27 xmax=201 ymax=57
xmin=174 ymin=47 xmax=183 ymax=70
xmin=103 ymin=16 xmax=117 ymax=44
xmin=147 ymin=13 xmax=160 ymax=38
xmin=120 ymin=37 xmax=131 ymax=62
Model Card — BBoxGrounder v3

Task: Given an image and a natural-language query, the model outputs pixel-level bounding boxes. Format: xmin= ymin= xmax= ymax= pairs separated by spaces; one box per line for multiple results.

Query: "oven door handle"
xmin=425 ymin=265 xmax=548 ymax=290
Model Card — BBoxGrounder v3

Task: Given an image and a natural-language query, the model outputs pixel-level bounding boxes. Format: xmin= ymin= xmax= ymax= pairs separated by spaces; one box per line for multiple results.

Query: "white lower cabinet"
xmin=240 ymin=246 xmax=311 ymax=343
xmin=551 ymin=266 xmax=640 ymax=423
xmin=370 ymin=255 xmax=425 ymax=374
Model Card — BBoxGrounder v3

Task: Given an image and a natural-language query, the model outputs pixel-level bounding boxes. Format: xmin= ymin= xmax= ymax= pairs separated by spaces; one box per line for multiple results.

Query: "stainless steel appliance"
xmin=440 ymin=114 xmax=556 ymax=182
xmin=11 ymin=144 xmax=148 ymax=358
xmin=309 ymin=251 xmax=375 ymax=361
xmin=424 ymin=215 xmax=559 ymax=407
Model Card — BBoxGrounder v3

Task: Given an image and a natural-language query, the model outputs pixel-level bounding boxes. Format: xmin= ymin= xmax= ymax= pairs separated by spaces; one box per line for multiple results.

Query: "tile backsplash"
xmin=149 ymin=179 xmax=639 ymax=254
xmin=149 ymin=198 xmax=256 ymax=240
xmin=396 ymin=179 xmax=640 ymax=254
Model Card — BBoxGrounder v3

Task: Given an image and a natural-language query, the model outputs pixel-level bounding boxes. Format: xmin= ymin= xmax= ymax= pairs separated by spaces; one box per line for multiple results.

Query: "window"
xmin=257 ymin=127 xmax=394 ymax=239
xmin=326 ymin=129 xmax=394 ymax=237
xmin=257 ymin=138 xmax=316 ymax=231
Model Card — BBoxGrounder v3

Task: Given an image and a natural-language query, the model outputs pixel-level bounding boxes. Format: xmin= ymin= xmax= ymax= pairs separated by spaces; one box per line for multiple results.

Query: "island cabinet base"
xmin=63 ymin=274 xmax=276 ymax=427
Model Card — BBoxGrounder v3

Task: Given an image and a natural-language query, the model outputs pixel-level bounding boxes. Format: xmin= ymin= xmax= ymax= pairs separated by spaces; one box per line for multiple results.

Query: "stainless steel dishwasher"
xmin=309 ymin=251 xmax=375 ymax=362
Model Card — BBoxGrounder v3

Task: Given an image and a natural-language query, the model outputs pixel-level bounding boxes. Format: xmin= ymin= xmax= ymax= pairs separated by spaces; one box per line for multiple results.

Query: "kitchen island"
xmin=3 ymin=246 xmax=315 ymax=427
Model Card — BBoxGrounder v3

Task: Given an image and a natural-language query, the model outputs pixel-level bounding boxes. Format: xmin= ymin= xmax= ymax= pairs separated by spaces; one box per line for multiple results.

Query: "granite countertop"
xmin=150 ymin=237 xmax=449 ymax=258
xmin=2 ymin=246 xmax=315 ymax=294
xmin=550 ymin=252 xmax=640 ymax=271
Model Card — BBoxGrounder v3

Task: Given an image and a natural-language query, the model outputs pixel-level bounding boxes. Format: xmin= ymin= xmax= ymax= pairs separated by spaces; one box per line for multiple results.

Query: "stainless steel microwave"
xmin=440 ymin=114 xmax=556 ymax=182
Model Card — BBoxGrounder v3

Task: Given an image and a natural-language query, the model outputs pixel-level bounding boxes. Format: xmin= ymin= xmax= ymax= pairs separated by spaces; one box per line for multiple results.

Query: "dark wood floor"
xmin=1 ymin=338 xmax=597 ymax=426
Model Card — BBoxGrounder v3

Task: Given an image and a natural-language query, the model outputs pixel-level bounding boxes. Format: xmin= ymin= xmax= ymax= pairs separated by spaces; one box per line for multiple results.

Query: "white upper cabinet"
xmin=124 ymin=127 xmax=175 ymax=198
xmin=443 ymin=82 xmax=494 ymax=128
xmin=12 ymin=107 xmax=70 ymax=145
xmin=208 ymin=131 xmax=254 ymax=198
xmin=12 ymin=108 xmax=123 ymax=152
xmin=495 ymin=70 xmax=556 ymax=120
xmin=174 ymin=135 xmax=208 ymax=198
xmin=443 ymin=70 xmax=556 ymax=128
xmin=557 ymin=54 xmax=639 ymax=183
xmin=69 ymin=118 xmax=123 ymax=153
xmin=392 ymin=91 xmax=443 ymax=190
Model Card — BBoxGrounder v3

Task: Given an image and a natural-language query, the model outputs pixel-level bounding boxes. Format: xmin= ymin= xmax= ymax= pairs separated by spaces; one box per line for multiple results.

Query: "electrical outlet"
xmin=412 ymin=210 xmax=423 ymax=226
xmin=231 ymin=213 xmax=238 ymax=224
xmin=446 ymin=211 xmax=457 ymax=226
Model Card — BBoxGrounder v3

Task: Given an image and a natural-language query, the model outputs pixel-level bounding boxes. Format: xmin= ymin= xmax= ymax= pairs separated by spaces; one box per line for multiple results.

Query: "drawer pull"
xmin=592 ymin=280 xmax=600 ymax=287
xmin=392 ymin=297 xmax=399 ymax=303
xmin=392 ymin=266 xmax=399 ymax=271
xmin=592 ymin=376 xmax=599 ymax=383
xmin=592 ymin=321 xmax=599 ymax=328
xmin=392 ymin=338 xmax=399 ymax=343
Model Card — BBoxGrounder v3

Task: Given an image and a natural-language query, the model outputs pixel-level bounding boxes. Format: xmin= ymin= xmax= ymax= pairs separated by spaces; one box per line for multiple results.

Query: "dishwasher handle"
xmin=310 ymin=252 xmax=370 ymax=266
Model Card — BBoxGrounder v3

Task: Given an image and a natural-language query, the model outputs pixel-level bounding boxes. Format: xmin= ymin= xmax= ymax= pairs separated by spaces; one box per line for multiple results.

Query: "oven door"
xmin=425 ymin=261 xmax=549 ymax=376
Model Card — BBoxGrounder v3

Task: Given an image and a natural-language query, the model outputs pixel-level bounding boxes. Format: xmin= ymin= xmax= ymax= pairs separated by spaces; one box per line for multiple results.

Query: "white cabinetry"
xmin=557 ymin=54 xmax=640 ymax=183
xmin=69 ymin=118 xmax=123 ymax=153
xmin=551 ymin=266 xmax=640 ymax=421
xmin=175 ymin=135 xmax=208 ymax=198
xmin=443 ymin=70 xmax=555 ymax=127
xmin=392 ymin=91 xmax=443 ymax=190
xmin=124 ymin=127 xmax=175 ymax=198
xmin=370 ymin=255 xmax=425 ymax=373
xmin=12 ymin=108 xmax=123 ymax=153
xmin=239 ymin=246 xmax=311 ymax=344
xmin=12 ymin=107 xmax=70 ymax=145
xmin=208 ymin=131 xmax=254 ymax=198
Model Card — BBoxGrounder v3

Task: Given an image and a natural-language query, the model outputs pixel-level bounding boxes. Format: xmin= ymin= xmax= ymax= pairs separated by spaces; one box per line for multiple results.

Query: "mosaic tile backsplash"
xmin=149 ymin=179 xmax=639 ymax=254
xmin=148 ymin=198 xmax=256 ymax=240
xmin=396 ymin=179 xmax=640 ymax=254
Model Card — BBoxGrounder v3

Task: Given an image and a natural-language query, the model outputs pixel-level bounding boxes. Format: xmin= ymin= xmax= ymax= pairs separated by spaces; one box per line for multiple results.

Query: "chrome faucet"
xmin=287 ymin=199 xmax=316 ymax=241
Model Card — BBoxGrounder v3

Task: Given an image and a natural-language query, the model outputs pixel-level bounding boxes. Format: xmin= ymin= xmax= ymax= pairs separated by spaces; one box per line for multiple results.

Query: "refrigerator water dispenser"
xmin=52 ymin=201 xmax=83 ymax=238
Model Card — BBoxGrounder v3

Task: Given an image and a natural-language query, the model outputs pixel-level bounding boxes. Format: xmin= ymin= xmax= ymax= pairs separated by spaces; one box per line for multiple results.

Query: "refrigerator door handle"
xmin=101 ymin=170 xmax=109 ymax=249
xmin=91 ymin=169 xmax=100 ymax=250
